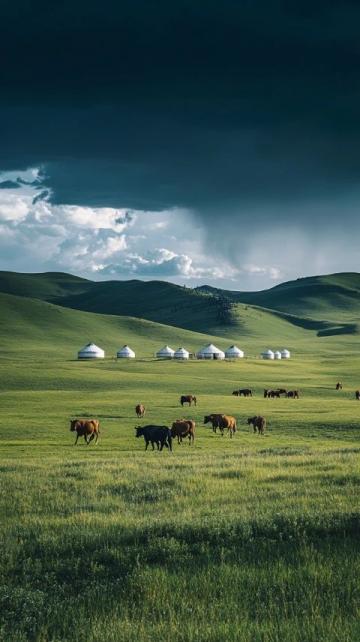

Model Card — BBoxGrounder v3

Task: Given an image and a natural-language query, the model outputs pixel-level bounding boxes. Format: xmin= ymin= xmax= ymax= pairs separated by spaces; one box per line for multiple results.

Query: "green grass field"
xmin=1 ymin=279 xmax=360 ymax=641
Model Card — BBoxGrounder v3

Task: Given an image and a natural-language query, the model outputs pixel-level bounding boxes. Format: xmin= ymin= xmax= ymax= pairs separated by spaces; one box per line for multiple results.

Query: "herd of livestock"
xmin=69 ymin=381 xmax=360 ymax=450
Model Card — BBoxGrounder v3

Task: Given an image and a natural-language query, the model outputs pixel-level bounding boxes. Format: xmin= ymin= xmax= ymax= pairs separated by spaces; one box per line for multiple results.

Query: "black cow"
xmin=135 ymin=425 xmax=172 ymax=451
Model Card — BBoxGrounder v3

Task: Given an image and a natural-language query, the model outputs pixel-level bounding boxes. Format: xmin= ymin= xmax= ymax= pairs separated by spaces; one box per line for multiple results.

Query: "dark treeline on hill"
xmin=0 ymin=270 xmax=359 ymax=337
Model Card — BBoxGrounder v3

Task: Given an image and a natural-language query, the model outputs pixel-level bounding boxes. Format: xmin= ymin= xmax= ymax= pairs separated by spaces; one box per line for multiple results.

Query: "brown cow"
xmin=171 ymin=419 xmax=195 ymax=444
xmin=70 ymin=419 xmax=100 ymax=445
xmin=135 ymin=404 xmax=146 ymax=418
xmin=180 ymin=395 xmax=197 ymax=407
xmin=355 ymin=390 xmax=360 ymax=400
xmin=204 ymin=414 xmax=236 ymax=437
xmin=220 ymin=415 xmax=237 ymax=438
xmin=247 ymin=416 xmax=266 ymax=434
xmin=336 ymin=382 xmax=343 ymax=390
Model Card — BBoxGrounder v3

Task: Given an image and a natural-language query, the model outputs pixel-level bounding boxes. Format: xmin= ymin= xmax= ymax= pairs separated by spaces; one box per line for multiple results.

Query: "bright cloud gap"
xmin=0 ymin=167 xmax=282 ymax=288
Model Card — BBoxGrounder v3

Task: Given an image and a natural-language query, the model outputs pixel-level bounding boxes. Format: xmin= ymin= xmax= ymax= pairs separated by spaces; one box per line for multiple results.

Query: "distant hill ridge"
xmin=0 ymin=270 xmax=359 ymax=337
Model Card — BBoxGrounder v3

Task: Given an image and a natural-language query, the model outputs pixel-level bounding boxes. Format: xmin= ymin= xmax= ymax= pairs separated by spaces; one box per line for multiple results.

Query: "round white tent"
xmin=197 ymin=343 xmax=225 ymax=360
xmin=274 ymin=350 xmax=282 ymax=360
xmin=156 ymin=345 xmax=175 ymax=359
xmin=117 ymin=345 xmax=135 ymax=359
xmin=261 ymin=349 xmax=274 ymax=360
xmin=78 ymin=342 xmax=105 ymax=359
xmin=174 ymin=347 xmax=189 ymax=360
xmin=281 ymin=349 xmax=291 ymax=359
xmin=225 ymin=345 xmax=244 ymax=359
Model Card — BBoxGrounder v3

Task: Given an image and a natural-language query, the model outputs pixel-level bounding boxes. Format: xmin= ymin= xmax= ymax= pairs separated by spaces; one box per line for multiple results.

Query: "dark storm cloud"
xmin=1 ymin=1 xmax=360 ymax=218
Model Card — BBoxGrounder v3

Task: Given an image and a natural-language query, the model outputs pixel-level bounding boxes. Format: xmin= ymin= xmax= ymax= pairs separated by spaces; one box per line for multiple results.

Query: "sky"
xmin=0 ymin=1 xmax=359 ymax=290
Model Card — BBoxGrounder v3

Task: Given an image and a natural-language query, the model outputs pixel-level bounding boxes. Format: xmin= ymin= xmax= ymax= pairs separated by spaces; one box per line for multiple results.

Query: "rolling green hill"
xmin=0 ymin=270 xmax=91 ymax=300
xmin=198 ymin=272 xmax=360 ymax=322
xmin=0 ymin=270 xmax=359 ymax=340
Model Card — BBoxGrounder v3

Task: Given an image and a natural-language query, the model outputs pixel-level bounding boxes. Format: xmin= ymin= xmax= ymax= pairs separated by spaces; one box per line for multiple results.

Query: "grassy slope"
xmin=1 ymin=307 xmax=360 ymax=640
xmin=199 ymin=272 xmax=360 ymax=322
xmin=1 ymin=271 xmax=360 ymax=338
xmin=0 ymin=270 xmax=91 ymax=300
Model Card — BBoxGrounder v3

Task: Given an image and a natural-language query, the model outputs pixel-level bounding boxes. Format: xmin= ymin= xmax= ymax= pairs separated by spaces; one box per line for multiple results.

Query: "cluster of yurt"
xmin=77 ymin=342 xmax=136 ymax=359
xmin=261 ymin=348 xmax=291 ymax=360
xmin=77 ymin=341 xmax=290 ymax=361
xmin=155 ymin=346 xmax=190 ymax=359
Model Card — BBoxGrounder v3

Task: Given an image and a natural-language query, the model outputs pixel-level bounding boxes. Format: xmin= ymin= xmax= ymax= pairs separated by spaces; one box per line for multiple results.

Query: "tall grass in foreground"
xmin=1 ymin=354 xmax=360 ymax=641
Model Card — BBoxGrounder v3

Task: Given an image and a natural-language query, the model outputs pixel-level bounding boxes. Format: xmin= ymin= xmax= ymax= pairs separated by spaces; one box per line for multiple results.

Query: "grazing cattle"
xmin=180 ymin=395 xmax=197 ymax=406
xmin=247 ymin=416 xmax=266 ymax=434
xmin=287 ymin=390 xmax=300 ymax=398
xmin=204 ymin=414 xmax=236 ymax=437
xmin=232 ymin=389 xmax=252 ymax=397
xmin=171 ymin=419 xmax=195 ymax=445
xmin=265 ymin=390 xmax=280 ymax=398
xmin=336 ymin=382 xmax=343 ymax=391
xmin=135 ymin=403 xmax=146 ymax=418
xmin=70 ymin=419 xmax=100 ymax=445
xmin=355 ymin=390 xmax=360 ymax=400
xmin=135 ymin=425 xmax=172 ymax=451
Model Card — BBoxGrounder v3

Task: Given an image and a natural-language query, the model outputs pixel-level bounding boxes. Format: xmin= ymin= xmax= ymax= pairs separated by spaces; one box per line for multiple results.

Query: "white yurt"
xmin=261 ymin=349 xmax=274 ymax=360
xmin=174 ymin=347 xmax=189 ymax=360
xmin=156 ymin=345 xmax=175 ymax=359
xmin=197 ymin=343 xmax=225 ymax=360
xmin=78 ymin=342 xmax=105 ymax=359
xmin=274 ymin=350 xmax=282 ymax=360
xmin=225 ymin=345 xmax=244 ymax=359
xmin=117 ymin=345 xmax=135 ymax=359
xmin=281 ymin=349 xmax=291 ymax=359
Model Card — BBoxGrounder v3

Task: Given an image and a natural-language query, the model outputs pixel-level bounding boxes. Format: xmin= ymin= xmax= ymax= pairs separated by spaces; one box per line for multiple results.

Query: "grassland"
xmin=1 ymin=284 xmax=360 ymax=641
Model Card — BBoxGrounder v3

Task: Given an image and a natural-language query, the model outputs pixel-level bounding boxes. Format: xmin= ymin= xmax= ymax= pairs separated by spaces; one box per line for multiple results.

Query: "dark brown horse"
xmin=180 ymin=395 xmax=197 ymax=406
xmin=336 ymin=382 xmax=343 ymax=390
xmin=355 ymin=390 xmax=360 ymax=400
xmin=247 ymin=416 xmax=266 ymax=434
xmin=287 ymin=390 xmax=299 ymax=398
